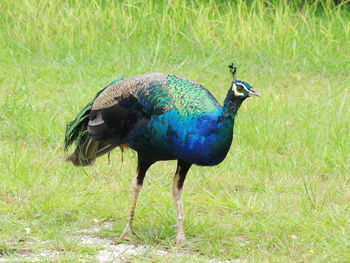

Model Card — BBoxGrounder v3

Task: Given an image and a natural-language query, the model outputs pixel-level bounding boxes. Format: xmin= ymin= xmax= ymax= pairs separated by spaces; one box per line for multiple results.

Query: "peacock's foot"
xmin=175 ymin=233 xmax=186 ymax=246
xmin=112 ymin=224 xmax=138 ymax=244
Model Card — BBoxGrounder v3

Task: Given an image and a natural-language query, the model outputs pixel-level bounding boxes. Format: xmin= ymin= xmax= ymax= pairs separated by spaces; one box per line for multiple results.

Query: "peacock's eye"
xmin=236 ymin=84 xmax=244 ymax=93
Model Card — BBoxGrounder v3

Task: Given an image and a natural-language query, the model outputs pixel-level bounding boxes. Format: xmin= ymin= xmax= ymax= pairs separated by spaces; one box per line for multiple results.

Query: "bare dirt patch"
xmin=0 ymin=222 xmax=246 ymax=262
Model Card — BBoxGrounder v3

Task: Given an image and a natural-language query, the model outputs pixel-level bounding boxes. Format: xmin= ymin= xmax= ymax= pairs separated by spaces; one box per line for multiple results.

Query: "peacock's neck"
xmin=221 ymin=94 xmax=245 ymax=119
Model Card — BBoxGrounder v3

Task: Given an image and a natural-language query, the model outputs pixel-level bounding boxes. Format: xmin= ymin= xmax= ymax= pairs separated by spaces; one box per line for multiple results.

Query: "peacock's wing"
xmin=88 ymin=73 xmax=170 ymax=145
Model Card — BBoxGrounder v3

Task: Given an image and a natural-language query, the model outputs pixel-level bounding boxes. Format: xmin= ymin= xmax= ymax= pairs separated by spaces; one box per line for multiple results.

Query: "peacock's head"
xmin=228 ymin=63 xmax=261 ymax=99
xmin=231 ymin=80 xmax=261 ymax=98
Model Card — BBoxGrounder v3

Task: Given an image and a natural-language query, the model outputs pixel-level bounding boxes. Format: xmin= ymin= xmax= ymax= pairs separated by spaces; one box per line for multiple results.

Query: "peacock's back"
xmin=92 ymin=73 xmax=221 ymax=116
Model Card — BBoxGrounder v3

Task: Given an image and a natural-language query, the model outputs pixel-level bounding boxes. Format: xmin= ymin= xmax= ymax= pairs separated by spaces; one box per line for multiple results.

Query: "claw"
xmin=174 ymin=232 xmax=186 ymax=245
xmin=175 ymin=233 xmax=186 ymax=246
xmin=112 ymin=235 xmax=136 ymax=245
xmin=112 ymin=224 xmax=138 ymax=244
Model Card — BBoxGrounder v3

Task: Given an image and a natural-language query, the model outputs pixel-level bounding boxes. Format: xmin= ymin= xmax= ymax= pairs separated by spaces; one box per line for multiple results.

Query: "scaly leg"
xmin=116 ymin=153 xmax=154 ymax=242
xmin=172 ymin=160 xmax=192 ymax=245
xmin=117 ymin=177 xmax=142 ymax=241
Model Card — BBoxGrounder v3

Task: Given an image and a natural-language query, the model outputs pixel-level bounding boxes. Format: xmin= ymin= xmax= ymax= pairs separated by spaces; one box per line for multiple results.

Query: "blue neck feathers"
xmin=221 ymin=89 xmax=245 ymax=119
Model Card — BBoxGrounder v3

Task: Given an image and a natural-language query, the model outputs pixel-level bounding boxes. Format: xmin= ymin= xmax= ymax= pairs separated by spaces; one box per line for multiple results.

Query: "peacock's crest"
xmin=228 ymin=63 xmax=261 ymax=98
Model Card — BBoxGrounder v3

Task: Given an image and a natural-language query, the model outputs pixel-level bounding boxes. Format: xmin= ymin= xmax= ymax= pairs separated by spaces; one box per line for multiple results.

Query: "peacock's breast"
xmin=127 ymin=110 xmax=234 ymax=165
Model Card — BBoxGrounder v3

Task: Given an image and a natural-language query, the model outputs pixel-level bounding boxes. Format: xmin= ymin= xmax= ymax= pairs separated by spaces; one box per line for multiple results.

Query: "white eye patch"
xmin=232 ymin=83 xmax=248 ymax=96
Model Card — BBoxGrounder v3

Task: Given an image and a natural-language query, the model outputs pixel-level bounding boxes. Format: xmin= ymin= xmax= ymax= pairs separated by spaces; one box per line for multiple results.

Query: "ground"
xmin=0 ymin=0 xmax=349 ymax=262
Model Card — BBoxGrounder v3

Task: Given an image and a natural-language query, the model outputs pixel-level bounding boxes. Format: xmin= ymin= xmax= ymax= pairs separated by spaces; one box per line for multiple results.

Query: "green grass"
xmin=1 ymin=0 xmax=349 ymax=262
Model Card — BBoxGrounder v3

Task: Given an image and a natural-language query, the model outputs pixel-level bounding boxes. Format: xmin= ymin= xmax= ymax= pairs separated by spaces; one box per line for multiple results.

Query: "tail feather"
xmin=64 ymin=75 xmax=124 ymax=166
xmin=66 ymin=138 xmax=99 ymax=166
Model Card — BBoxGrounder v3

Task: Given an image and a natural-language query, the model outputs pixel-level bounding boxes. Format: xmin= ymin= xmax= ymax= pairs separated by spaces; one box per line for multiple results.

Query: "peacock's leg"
xmin=116 ymin=153 xmax=154 ymax=242
xmin=117 ymin=177 xmax=142 ymax=241
xmin=172 ymin=160 xmax=192 ymax=245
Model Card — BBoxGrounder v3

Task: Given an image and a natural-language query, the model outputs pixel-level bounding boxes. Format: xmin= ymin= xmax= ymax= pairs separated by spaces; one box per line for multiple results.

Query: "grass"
xmin=0 ymin=0 xmax=349 ymax=261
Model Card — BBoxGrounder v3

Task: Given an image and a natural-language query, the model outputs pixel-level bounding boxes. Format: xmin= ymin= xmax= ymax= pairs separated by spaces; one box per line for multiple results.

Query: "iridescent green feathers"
xmin=91 ymin=73 xmax=220 ymax=115
xmin=64 ymin=75 xmax=125 ymax=151
xmin=64 ymin=92 xmax=100 ymax=151
xmin=134 ymin=74 xmax=220 ymax=116
xmin=164 ymin=75 xmax=219 ymax=115
xmin=64 ymin=76 xmax=124 ymax=165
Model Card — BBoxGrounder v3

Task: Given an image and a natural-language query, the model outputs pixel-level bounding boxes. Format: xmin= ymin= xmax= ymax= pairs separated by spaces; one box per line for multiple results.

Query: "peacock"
xmin=64 ymin=64 xmax=260 ymax=244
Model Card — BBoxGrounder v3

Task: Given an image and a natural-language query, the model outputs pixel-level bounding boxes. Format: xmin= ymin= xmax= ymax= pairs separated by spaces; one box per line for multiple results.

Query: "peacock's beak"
xmin=248 ymin=88 xmax=261 ymax=97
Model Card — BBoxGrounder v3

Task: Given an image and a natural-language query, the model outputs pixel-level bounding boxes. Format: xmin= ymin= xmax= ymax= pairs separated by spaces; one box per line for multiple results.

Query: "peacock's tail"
xmin=64 ymin=76 xmax=124 ymax=166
